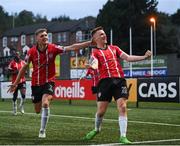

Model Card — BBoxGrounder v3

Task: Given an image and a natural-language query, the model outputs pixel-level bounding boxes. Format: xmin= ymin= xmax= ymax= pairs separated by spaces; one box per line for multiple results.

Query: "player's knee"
xmin=117 ymin=103 xmax=127 ymax=113
xmin=34 ymin=103 xmax=41 ymax=113
xmin=121 ymin=106 xmax=127 ymax=113
xmin=21 ymin=89 xmax=26 ymax=95
xmin=119 ymin=103 xmax=127 ymax=113
xmin=42 ymin=102 xmax=49 ymax=108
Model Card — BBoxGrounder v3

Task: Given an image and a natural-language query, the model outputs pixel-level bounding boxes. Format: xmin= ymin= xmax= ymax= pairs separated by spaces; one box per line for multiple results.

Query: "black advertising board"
xmin=137 ymin=77 xmax=179 ymax=103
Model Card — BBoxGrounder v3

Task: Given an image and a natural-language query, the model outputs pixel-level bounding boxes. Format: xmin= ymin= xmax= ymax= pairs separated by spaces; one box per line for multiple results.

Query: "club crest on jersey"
xmin=49 ymin=53 xmax=53 ymax=58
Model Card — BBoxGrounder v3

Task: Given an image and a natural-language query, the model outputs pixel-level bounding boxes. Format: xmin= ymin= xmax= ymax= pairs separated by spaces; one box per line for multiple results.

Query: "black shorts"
xmin=16 ymin=82 xmax=26 ymax=90
xmin=13 ymin=82 xmax=26 ymax=97
xmin=91 ymin=86 xmax=98 ymax=94
xmin=31 ymin=82 xmax=55 ymax=103
xmin=97 ymin=78 xmax=129 ymax=102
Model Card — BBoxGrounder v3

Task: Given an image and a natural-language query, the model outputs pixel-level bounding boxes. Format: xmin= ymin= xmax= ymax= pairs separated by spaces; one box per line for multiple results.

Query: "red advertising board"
xmin=54 ymin=79 xmax=96 ymax=100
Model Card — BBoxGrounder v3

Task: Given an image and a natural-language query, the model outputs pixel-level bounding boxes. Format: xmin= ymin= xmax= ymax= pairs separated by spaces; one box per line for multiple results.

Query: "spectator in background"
xmin=8 ymin=51 xmax=26 ymax=115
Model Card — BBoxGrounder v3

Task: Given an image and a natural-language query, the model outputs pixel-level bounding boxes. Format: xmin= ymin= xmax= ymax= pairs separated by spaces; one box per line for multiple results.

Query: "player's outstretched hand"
xmin=145 ymin=50 xmax=152 ymax=59
xmin=7 ymin=84 xmax=17 ymax=93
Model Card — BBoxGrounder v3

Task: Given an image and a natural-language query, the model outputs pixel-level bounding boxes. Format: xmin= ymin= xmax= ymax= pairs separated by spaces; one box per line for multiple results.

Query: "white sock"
xmin=13 ymin=100 xmax=17 ymax=106
xmin=95 ymin=113 xmax=103 ymax=132
xmin=13 ymin=101 xmax=17 ymax=111
xmin=40 ymin=107 xmax=50 ymax=132
xmin=119 ymin=116 xmax=127 ymax=137
xmin=20 ymin=98 xmax=25 ymax=107
xmin=19 ymin=98 xmax=25 ymax=107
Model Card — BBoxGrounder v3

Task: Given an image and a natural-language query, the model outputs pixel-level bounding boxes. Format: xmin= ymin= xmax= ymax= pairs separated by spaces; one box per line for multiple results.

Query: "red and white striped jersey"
xmin=25 ymin=43 xmax=64 ymax=86
xmin=92 ymin=45 xmax=124 ymax=80
xmin=86 ymin=68 xmax=99 ymax=86
xmin=8 ymin=60 xmax=26 ymax=84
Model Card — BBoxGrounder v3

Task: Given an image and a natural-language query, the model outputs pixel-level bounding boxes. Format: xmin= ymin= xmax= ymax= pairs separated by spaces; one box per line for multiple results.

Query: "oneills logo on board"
xmin=54 ymin=82 xmax=85 ymax=98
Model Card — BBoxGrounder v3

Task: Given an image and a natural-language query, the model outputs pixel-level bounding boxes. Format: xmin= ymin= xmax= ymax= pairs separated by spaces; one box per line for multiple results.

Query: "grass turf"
xmin=0 ymin=99 xmax=180 ymax=145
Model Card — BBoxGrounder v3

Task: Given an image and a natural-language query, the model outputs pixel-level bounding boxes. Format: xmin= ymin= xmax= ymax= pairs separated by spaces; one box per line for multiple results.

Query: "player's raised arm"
xmin=121 ymin=50 xmax=152 ymax=62
xmin=64 ymin=40 xmax=91 ymax=52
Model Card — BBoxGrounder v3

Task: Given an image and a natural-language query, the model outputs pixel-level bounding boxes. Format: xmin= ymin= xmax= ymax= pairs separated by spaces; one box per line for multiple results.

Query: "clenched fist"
xmin=145 ymin=50 xmax=152 ymax=59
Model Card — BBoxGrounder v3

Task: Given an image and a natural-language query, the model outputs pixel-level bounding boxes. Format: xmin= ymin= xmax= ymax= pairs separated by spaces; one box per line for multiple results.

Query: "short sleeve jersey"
xmin=8 ymin=60 xmax=26 ymax=84
xmin=92 ymin=45 xmax=124 ymax=80
xmin=25 ymin=43 xmax=64 ymax=86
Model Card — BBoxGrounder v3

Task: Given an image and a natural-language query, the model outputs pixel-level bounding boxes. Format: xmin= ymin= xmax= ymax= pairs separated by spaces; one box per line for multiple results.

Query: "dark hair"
xmin=91 ymin=26 xmax=103 ymax=37
xmin=35 ymin=28 xmax=47 ymax=36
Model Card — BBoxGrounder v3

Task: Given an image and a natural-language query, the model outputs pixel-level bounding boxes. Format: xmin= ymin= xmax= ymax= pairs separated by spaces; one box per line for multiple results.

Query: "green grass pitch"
xmin=0 ymin=99 xmax=180 ymax=145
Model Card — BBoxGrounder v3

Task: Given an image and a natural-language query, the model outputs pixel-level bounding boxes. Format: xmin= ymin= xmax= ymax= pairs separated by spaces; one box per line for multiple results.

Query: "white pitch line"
xmin=97 ymin=138 xmax=180 ymax=145
xmin=1 ymin=110 xmax=180 ymax=127
xmin=133 ymin=138 xmax=180 ymax=144
xmin=0 ymin=110 xmax=180 ymax=145
xmin=129 ymin=120 xmax=180 ymax=127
